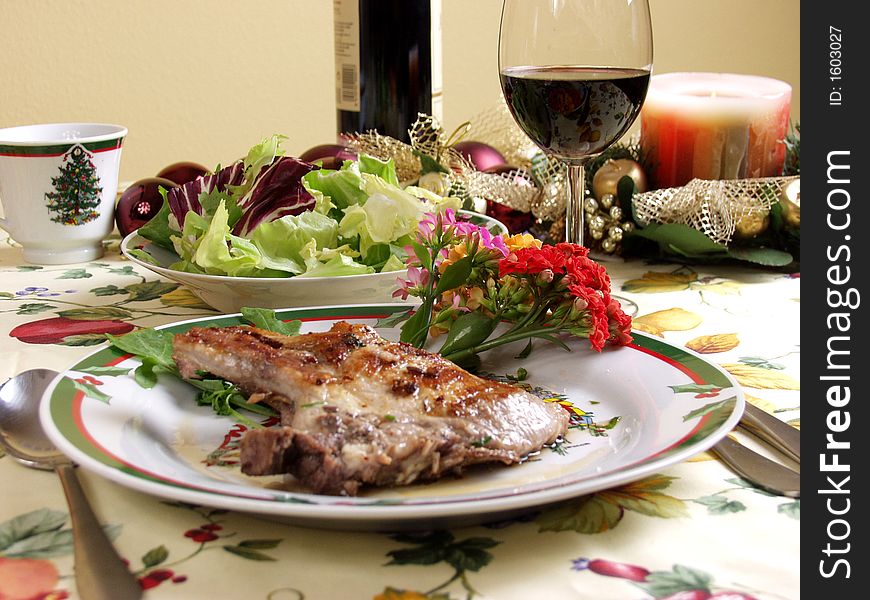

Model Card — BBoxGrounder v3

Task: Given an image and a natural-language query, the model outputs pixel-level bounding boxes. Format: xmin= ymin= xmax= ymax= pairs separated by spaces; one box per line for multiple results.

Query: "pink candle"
xmin=640 ymin=73 xmax=792 ymax=189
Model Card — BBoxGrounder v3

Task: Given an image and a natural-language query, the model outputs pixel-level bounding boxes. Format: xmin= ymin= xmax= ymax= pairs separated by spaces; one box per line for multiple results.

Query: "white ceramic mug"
xmin=0 ymin=123 xmax=127 ymax=264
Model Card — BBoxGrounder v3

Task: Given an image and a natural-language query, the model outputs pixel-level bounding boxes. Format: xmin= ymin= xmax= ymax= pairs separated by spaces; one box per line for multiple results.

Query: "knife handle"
xmin=739 ymin=403 xmax=800 ymax=464
xmin=711 ymin=436 xmax=800 ymax=498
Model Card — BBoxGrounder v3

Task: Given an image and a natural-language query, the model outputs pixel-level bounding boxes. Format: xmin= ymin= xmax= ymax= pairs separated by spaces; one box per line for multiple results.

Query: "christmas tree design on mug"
xmin=44 ymin=144 xmax=103 ymax=226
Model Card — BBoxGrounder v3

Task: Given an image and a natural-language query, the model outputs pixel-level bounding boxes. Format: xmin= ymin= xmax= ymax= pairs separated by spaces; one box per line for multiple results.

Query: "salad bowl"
xmin=120 ymin=210 xmax=507 ymax=312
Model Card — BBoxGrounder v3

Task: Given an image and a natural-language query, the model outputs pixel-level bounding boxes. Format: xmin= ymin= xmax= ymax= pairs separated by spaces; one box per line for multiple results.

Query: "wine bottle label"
xmin=430 ymin=0 xmax=444 ymax=122
xmin=334 ymin=0 xmax=361 ymax=112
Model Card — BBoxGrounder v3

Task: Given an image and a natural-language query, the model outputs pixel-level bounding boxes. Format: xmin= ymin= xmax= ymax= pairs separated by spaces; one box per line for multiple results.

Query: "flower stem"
xmin=441 ymin=325 xmax=559 ymax=363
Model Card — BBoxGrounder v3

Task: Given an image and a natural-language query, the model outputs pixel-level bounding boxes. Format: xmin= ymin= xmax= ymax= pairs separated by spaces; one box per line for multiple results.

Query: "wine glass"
xmin=498 ymin=0 xmax=653 ymax=247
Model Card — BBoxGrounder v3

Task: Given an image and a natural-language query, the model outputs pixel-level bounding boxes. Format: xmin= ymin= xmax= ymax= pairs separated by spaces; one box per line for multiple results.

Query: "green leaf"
xmin=375 ymin=308 xmax=414 ymax=329
xmin=222 ymin=545 xmax=277 ymax=561
xmin=90 ymin=285 xmax=128 ymax=297
xmin=0 ymin=291 xmax=14 ymax=298
xmin=137 ymin=191 xmax=175 ymax=250
xmin=727 ymin=246 xmax=794 ymax=266
xmin=435 ymin=256 xmax=472 ymax=294
xmin=669 ymin=383 xmax=722 ymax=394
xmin=142 ymin=545 xmax=169 ymax=568
xmin=634 ymin=565 xmax=713 ymax=597
xmin=692 ymin=495 xmax=746 ymax=515
xmin=125 ymin=248 xmax=161 ymax=266
xmin=537 ymin=496 xmax=623 ymax=534
xmin=445 ymin=540 xmax=498 ymax=572
xmin=738 ymin=356 xmax=785 ymax=370
xmin=616 ymin=174 xmax=637 ymax=207
xmin=438 ymin=311 xmax=497 ymax=356
xmin=515 ymin=339 xmax=534 ymax=359
xmin=57 ymin=268 xmax=92 ymax=279
xmin=725 ymin=477 xmax=777 ymax=497
xmin=124 ymin=281 xmax=179 ymax=302
xmin=683 ymin=398 xmax=734 ymax=422
xmin=57 ymin=307 xmax=133 ymax=321
xmin=70 ymin=378 xmax=112 ymax=404
xmin=389 ymin=530 xmax=454 ymax=547
xmin=631 ymin=223 xmax=728 ymax=257
xmin=386 ymin=545 xmax=446 ymax=566
xmin=0 ymin=528 xmax=73 ymax=558
xmin=411 ymin=241 xmax=432 ymax=271
xmin=0 ymin=509 xmax=67 ymax=551
xmin=16 ymin=265 xmax=43 ymax=271
xmin=414 ymin=149 xmax=449 ymax=175
xmin=106 ymin=328 xmax=175 ymax=368
xmin=241 ymin=307 xmax=302 ymax=336
xmin=399 ymin=302 xmax=432 ymax=345
xmin=78 ymin=365 xmax=132 ymax=376
xmin=778 ymin=500 xmax=800 ymax=519
xmin=16 ymin=303 xmax=55 ymax=315
xmin=58 ymin=334 xmax=109 ymax=347
xmin=108 ymin=265 xmax=137 ymax=276
xmin=237 ymin=539 xmax=282 ymax=549
xmin=134 ymin=360 xmax=160 ymax=389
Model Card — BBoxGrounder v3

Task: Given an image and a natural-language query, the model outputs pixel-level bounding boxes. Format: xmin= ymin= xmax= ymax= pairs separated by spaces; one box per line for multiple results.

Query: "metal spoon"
xmin=0 ymin=368 xmax=142 ymax=600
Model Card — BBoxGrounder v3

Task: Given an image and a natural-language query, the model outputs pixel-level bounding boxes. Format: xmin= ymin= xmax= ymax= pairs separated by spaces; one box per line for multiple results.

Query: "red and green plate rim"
xmin=46 ymin=303 xmax=740 ymax=507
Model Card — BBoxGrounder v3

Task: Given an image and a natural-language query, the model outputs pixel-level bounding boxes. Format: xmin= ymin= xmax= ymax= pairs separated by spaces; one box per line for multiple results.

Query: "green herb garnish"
xmin=107 ymin=308 xmax=302 ymax=427
xmin=471 ymin=436 xmax=493 ymax=448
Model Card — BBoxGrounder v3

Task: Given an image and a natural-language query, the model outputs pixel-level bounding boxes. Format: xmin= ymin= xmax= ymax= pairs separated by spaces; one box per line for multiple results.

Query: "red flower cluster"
xmin=500 ymin=242 xmax=587 ymax=276
xmin=499 ymin=243 xmax=632 ymax=351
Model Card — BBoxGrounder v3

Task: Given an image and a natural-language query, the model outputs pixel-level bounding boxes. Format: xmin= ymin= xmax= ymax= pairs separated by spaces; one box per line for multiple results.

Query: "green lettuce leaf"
xmin=251 ymin=211 xmax=339 ymax=268
xmin=302 ymin=161 xmax=367 ymax=210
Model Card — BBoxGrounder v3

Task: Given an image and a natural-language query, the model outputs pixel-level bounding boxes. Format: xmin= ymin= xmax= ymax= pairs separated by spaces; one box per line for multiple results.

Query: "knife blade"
xmin=738 ymin=402 xmax=800 ymax=463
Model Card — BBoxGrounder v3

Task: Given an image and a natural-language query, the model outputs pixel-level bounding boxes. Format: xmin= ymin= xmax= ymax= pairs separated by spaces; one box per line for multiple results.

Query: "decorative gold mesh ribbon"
xmin=345 ymin=105 xmax=567 ymax=222
xmin=633 ymin=176 xmax=799 ymax=245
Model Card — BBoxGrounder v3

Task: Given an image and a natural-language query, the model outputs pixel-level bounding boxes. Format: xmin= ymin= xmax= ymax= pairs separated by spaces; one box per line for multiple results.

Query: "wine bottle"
xmin=334 ymin=0 xmax=443 ymax=143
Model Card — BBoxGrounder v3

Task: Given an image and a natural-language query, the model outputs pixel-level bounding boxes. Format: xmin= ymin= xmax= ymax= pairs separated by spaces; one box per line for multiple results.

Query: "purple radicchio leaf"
xmin=166 ymin=162 xmax=245 ymax=231
xmin=232 ymin=157 xmax=319 ymax=237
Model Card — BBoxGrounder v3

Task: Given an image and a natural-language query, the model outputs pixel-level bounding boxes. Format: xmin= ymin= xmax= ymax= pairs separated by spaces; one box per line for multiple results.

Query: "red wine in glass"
xmin=500 ymin=66 xmax=649 ymax=161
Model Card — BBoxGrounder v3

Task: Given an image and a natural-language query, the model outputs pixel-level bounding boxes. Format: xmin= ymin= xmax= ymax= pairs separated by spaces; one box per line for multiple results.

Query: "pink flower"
xmin=393 ymin=267 xmax=430 ymax=300
xmin=476 ymin=227 xmax=509 ymax=257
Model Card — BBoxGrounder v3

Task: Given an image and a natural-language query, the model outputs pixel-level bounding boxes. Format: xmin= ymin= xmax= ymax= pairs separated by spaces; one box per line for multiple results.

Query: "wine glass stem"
xmin=565 ymin=162 xmax=587 ymax=246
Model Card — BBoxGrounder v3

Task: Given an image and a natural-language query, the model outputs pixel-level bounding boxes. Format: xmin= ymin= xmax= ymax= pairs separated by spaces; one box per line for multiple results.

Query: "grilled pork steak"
xmin=173 ymin=322 xmax=569 ymax=495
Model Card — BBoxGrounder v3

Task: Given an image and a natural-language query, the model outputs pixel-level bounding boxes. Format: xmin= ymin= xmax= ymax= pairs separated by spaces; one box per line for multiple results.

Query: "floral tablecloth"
xmin=0 ymin=230 xmax=799 ymax=600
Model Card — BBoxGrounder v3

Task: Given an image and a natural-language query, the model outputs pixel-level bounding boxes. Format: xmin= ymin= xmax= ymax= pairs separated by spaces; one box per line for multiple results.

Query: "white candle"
xmin=640 ymin=72 xmax=792 ymax=189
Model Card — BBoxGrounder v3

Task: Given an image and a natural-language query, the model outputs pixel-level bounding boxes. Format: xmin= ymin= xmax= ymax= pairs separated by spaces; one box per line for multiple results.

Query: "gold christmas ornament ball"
xmin=780 ymin=178 xmax=800 ymax=228
xmin=591 ymin=158 xmax=648 ymax=199
xmin=734 ymin=210 xmax=770 ymax=239
xmin=584 ymin=197 xmax=599 ymax=214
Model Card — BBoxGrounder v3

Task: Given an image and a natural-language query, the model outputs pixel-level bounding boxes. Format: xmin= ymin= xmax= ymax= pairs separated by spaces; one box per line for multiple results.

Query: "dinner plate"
xmin=40 ymin=304 xmax=743 ymax=531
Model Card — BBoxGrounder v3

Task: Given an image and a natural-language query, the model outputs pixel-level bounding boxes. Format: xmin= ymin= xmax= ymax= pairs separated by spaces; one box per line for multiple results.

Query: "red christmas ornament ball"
xmin=115 ymin=177 xmax=178 ymax=237
xmin=299 ymin=143 xmax=358 ymax=166
xmin=156 ymin=161 xmax=209 ymax=185
xmin=452 ymin=141 xmax=506 ymax=171
xmin=484 ymin=200 xmax=535 ymax=235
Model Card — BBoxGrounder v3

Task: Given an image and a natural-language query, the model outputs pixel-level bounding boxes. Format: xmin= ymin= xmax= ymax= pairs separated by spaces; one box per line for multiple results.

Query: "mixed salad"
xmin=132 ymin=135 xmax=461 ymax=278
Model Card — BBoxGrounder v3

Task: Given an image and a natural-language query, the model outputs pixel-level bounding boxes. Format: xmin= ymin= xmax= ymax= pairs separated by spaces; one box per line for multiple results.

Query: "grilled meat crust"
xmin=173 ymin=322 xmax=569 ymax=495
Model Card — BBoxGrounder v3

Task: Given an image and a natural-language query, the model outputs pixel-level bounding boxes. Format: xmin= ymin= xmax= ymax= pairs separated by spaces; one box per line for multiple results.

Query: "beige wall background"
xmin=1 ymin=0 xmax=800 ymax=184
